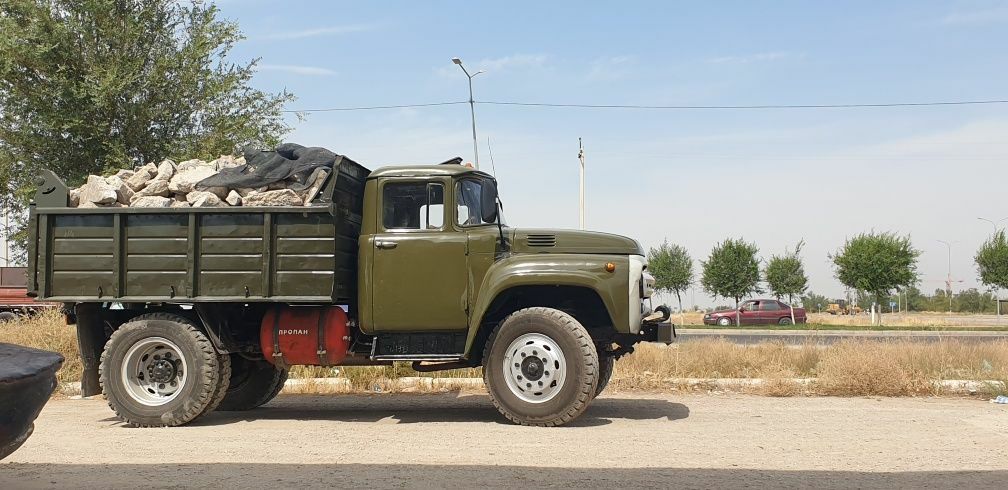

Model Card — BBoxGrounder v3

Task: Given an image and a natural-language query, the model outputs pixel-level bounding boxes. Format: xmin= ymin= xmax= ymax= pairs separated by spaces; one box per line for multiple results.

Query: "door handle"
xmin=376 ymin=240 xmax=398 ymax=250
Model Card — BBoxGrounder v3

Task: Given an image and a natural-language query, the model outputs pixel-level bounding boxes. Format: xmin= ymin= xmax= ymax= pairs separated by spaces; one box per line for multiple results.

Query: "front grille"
xmin=526 ymin=234 xmax=556 ymax=247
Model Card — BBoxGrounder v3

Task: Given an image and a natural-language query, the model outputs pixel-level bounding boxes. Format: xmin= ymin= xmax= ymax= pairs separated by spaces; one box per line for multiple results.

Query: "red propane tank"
xmin=260 ymin=306 xmax=350 ymax=367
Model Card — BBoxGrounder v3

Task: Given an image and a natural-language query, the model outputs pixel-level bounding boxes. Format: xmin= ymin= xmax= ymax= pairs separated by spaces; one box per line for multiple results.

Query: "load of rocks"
xmin=69 ymin=156 xmax=329 ymax=208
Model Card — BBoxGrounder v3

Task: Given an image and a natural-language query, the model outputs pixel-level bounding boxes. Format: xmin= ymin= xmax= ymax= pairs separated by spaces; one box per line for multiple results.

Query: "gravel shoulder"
xmin=3 ymin=393 xmax=1007 ymax=488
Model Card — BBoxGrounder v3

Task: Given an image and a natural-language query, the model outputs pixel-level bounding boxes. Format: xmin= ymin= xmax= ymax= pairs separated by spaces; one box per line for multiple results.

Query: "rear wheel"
xmin=595 ymin=353 xmax=615 ymax=397
xmin=99 ymin=313 xmax=221 ymax=427
xmin=483 ymin=307 xmax=598 ymax=427
xmin=216 ymin=355 xmax=287 ymax=411
xmin=778 ymin=317 xmax=793 ymax=325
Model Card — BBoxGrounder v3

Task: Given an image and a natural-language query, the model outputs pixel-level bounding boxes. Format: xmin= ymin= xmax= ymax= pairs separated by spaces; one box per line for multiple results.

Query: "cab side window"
xmin=382 ymin=182 xmax=444 ymax=230
xmin=456 ymin=179 xmax=485 ymax=226
xmin=761 ymin=301 xmax=780 ymax=311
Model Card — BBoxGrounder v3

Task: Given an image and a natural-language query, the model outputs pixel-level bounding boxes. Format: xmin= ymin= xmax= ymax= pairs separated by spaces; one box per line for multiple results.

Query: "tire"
xmin=0 ymin=311 xmax=17 ymax=322
xmin=201 ymin=353 xmax=232 ymax=414
xmin=99 ymin=313 xmax=222 ymax=427
xmin=595 ymin=353 xmax=614 ymax=397
xmin=216 ymin=354 xmax=288 ymax=411
xmin=778 ymin=317 xmax=793 ymax=325
xmin=717 ymin=317 xmax=732 ymax=327
xmin=483 ymin=307 xmax=598 ymax=427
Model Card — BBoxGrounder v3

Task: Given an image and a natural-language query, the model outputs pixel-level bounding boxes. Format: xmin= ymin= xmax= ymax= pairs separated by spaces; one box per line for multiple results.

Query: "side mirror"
xmin=480 ymin=180 xmax=498 ymax=223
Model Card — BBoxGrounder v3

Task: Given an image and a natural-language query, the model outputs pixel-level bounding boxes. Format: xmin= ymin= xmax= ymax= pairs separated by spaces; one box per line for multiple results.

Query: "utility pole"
xmin=578 ymin=138 xmax=585 ymax=230
xmin=451 ymin=58 xmax=483 ymax=169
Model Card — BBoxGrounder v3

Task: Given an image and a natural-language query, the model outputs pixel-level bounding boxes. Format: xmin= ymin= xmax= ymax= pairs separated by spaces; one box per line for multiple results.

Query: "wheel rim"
xmin=502 ymin=333 xmax=566 ymax=404
xmin=718 ymin=318 xmax=730 ymax=326
xmin=120 ymin=337 xmax=188 ymax=406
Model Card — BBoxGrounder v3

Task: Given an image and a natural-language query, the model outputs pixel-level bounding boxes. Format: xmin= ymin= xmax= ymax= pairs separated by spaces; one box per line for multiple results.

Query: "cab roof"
xmin=367 ymin=162 xmax=494 ymax=180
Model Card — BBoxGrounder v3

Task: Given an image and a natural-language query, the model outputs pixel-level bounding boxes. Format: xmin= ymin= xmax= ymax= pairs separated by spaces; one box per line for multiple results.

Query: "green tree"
xmin=0 ymin=0 xmax=295 ymax=257
xmin=800 ymin=292 xmax=830 ymax=313
xmin=701 ymin=237 xmax=761 ymax=326
xmin=831 ymin=232 xmax=920 ymax=325
xmin=648 ymin=240 xmax=693 ymax=325
xmin=976 ymin=230 xmax=1008 ymax=315
xmin=765 ymin=240 xmax=809 ymax=324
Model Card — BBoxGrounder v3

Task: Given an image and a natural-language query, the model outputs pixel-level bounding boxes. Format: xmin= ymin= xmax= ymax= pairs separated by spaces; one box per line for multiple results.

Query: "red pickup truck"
xmin=1 ymin=267 xmax=58 ymax=321
xmin=703 ymin=299 xmax=807 ymax=326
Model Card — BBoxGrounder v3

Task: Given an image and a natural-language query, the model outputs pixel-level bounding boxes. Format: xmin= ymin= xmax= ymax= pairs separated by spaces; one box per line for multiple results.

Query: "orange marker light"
xmin=604 ymin=262 xmax=616 ymax=273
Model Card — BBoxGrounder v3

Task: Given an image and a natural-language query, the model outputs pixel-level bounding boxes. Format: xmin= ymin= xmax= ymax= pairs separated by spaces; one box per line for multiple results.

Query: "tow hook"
xmin=641 ymin=305 xmax=675 ymax=344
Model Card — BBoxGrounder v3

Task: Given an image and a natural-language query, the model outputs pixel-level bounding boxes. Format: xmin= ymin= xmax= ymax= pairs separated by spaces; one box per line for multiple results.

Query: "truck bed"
xmin=27 ymin=158 xmax=369 ymax=304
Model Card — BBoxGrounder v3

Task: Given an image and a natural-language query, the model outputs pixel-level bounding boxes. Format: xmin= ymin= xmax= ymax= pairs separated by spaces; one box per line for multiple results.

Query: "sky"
xmin=215 ymin=0 xmax=1008 ymax=307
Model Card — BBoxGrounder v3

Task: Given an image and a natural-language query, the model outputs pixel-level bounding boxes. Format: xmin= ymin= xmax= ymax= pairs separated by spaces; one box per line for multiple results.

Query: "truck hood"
xmin=511 ymin=229 xmax=645 ymax=255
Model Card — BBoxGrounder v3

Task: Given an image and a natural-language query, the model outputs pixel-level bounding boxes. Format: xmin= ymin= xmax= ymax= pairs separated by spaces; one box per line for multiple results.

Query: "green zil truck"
xmin=27 ymin=158 xmax=672 ymax=427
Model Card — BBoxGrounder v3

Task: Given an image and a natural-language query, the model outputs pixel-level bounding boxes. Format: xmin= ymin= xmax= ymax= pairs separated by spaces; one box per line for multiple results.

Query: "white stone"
xmin=177 ymin=159 xmax=208 ymax=172
xmin=300 ymin=168 xmax=329 ymax=205
xmin=153 ymin=159 xmax=176 ymax=181
xmin=190 ymin=192 xmax=226 ymax=207
xmin=242 ymin=189 xmax=303 ymax=207
xmin=113 ymin=169 xmax=135 ymax=181
xmin=225 ymin=190 xmax=242 ymax=206
xmin=125 ymin=163 xmax=157 ymax=191
xmin=78 ymin=175 xmax=118 ymax=205
xmin=105 ymin=176 xmax=134 ymax=204
xmin=69 ymin=189 xmax=80 ymax=207
xmin=130 ymin=196 xmax=173 ymax=207
xmin=132 ymin=179 xmax=170 ymax=198
xmin=168 ymin=165 xmax=217 ymax=194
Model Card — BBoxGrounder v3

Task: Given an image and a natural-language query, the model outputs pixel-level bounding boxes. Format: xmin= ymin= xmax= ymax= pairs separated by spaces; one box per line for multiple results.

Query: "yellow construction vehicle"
xmin=826 ymin=300 xmax=862 ymax=315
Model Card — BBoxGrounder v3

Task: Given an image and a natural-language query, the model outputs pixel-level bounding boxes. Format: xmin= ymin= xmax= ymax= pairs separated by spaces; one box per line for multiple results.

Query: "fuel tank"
xmin=260 ymin=306 xmax=350 ymax=367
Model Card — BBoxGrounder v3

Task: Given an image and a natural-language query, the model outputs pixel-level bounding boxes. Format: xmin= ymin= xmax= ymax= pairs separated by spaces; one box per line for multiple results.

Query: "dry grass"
xmin=2 ymin=312 xmax=1006 ymax=397
xmin=0 ymin=309 xmax=81 ymax=385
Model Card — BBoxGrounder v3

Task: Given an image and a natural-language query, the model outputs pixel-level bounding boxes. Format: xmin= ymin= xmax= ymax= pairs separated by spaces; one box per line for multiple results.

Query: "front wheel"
xmin=483 ymin=307 xmax=598 ymax=427
xmin=717 ymin=317 xmax=732 ymax=326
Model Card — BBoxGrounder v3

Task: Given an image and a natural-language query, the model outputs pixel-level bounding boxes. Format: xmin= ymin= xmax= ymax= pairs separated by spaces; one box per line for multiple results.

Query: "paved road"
xmin=677 ymin=328 xmax=1008 ymax=344
xmin=3 ymin=393 xmax=1006 ymax=488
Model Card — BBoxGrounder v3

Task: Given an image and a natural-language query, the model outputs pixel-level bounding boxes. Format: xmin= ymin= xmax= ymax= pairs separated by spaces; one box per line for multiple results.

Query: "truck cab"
xmin=28 ymin=157 xmax=672 ymax=428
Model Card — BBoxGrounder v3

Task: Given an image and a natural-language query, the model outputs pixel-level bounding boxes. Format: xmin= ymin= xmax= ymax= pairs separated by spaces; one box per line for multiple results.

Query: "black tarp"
xmin=196 ymin=143 xmax=341 ymax=191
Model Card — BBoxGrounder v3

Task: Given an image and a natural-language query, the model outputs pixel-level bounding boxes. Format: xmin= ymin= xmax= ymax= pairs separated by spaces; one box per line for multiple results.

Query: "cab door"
xmin=370 ymin=180 xmax=469 ymax=332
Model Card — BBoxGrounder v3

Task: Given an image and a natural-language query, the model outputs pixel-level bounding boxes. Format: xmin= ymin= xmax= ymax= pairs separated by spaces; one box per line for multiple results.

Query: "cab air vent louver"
xmin=527 ymin=234 xmax=556 ymax=247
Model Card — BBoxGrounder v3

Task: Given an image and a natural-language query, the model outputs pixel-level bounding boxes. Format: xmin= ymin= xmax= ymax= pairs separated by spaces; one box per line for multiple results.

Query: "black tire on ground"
xmin=216 ymin=354 xmax=287 ymax=411
xmin=778 ymin=317 xmax=793 ymax=325
xmin=201 ymin=353 xmax=232 ymax=414
xmin=717 ymin=317 xmax=732 ymax=326
xmin=99 ymin=313 xmax=222 ymax=427
xmin=0 ymin=311 xmax=18 ymax=322
xmin=483 ymin=307 xmax=598 ymax=427
xmin=595 ymin=353 xmax=614 ymax=397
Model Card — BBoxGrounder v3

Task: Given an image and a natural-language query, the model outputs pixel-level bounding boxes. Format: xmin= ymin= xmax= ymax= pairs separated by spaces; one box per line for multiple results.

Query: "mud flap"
xmin=74 ymin=303 xmax=106 ymax=397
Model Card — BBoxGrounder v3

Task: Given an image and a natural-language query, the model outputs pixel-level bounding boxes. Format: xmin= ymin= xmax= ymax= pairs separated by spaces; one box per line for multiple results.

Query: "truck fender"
xmin=464 ymin=254 xmax=629 ymax=355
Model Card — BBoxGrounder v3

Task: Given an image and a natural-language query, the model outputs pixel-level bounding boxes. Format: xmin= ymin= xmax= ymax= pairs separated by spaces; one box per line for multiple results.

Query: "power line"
xmin=282 ymin=98 xmax=1008 ymax=113
xmin=281 ymin=101 xmax=467 ymax=113
xmin=477 ymin=99 xmax=1008 ymax=110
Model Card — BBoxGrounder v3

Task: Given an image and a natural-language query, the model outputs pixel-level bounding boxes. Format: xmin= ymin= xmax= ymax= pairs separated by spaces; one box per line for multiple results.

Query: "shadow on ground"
xmin=170 ymin=393 xmax=690 ymax=428
xmin=2 ymin=463 xmax=1004 ymax=489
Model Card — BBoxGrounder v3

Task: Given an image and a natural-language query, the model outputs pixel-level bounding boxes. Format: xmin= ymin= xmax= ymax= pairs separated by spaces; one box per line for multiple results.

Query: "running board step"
xmin=370 ymin=332 xmax=466 ymax=359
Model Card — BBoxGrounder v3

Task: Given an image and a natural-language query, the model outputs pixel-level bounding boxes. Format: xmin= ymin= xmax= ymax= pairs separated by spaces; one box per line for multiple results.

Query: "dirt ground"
xmin=2 ymin=393 xmax=1007 ymax=489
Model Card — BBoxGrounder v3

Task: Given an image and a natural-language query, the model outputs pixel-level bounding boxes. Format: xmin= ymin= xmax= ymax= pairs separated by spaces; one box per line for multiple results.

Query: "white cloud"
xmin=587 ymin=55 xmax=635 ymax=81
xmin=261 ymin=23 xmax=379 ymax=40
xmin=258 ymin=64 xmax=336 ymax=76
xmin=941 ymin=7 xmax=1008 ymax=24
xmin=707 ymin=51 xmax=797 ymax=64
xmin=438 ymin=54 xmax=548 ymax=77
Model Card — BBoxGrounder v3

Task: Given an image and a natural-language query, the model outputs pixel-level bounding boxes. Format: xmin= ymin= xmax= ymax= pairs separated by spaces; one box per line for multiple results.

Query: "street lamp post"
xmin=451 ymin=58 xmax=483 ymax=170
xmin=978 ymin=216 xmax=1008 ymax=233
xmin=937 ymin=239 xmax=954 ymax=313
